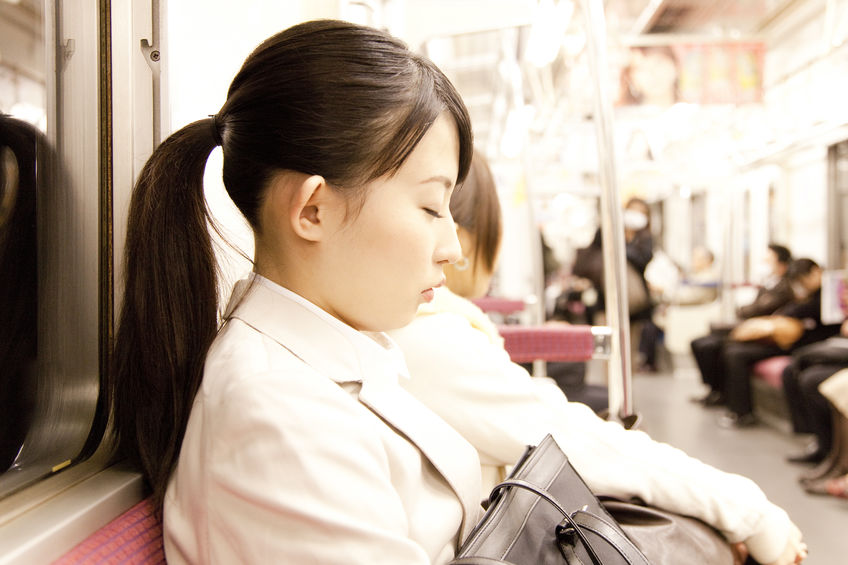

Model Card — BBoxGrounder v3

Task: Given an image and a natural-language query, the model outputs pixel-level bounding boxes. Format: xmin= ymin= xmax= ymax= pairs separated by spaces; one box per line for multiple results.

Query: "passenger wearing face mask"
xmin=719 ymin=259 xmax=842 ymax=428
xmin=623 ymin=197 xmax=653 ymax=279
xmin=690 ymin=244 xmax=795 ymax=407
xmin=623 ymin=198 xmax=664 ymax=372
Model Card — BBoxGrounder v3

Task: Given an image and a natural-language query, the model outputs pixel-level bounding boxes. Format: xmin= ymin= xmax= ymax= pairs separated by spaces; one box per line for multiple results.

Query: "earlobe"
xmin=290 ymin=174 xmax=330 ymax=242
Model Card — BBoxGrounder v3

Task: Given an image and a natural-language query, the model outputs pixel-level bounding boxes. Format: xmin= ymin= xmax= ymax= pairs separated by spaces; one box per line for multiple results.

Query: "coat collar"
xmin=225 ymin=275 xmax=405 ymax=386
xmin=225 ymin=275 xmax=482 ymax=541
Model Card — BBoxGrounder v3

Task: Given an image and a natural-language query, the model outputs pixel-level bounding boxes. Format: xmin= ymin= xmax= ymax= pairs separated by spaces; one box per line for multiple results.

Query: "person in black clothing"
xmin=690 ymin=243 xmax=794 ymax=406
xmin=781 ymin=298 xmax=848 ymax=463
xmin=719 ymin=258 xmax=842 ymax=428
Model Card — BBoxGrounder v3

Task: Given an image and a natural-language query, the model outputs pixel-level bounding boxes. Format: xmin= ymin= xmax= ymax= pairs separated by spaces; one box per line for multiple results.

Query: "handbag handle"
xmin=491 ymin=479 xmax=648 ymax=565
xmin=564 ymin=511 xmax=650 ymax=565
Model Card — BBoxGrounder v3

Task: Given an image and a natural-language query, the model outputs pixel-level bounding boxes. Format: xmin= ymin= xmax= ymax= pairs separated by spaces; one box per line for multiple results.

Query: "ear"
xmin=288 ymin=174 xmax=339 ymax=242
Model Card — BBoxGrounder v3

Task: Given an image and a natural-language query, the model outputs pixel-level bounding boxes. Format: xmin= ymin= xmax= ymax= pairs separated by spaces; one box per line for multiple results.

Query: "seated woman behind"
xmin=388 ymin=150 xmax=807 ymax=565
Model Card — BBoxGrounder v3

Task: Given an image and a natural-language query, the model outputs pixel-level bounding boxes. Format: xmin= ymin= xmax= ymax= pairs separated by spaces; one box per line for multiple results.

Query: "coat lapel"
xmin=229 ymin=276 xmax=483 ymax=543
xmin=358 ymin=377 xmax=482 ymax=543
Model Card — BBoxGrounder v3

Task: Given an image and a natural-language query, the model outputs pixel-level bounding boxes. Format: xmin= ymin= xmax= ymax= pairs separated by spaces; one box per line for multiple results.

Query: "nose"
xmin=436 ymin=217 xmax=463 ymax=265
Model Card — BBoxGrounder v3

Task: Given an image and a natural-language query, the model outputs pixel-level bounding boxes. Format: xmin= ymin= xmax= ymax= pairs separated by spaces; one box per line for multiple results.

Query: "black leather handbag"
xmin=451 ymin=434 xmax=650 ymax=565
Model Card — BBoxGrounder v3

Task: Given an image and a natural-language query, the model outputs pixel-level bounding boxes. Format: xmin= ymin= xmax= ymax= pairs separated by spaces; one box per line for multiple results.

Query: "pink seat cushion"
xmin=752 ymin=355 xmax=792 ymax=389
xmin=53 ymin=498 xmax=165 ymax=565
xmin=471 ymin=296 xmax=526 ymax=315
xmin=498 ymin=324 xmax=595 ymax=363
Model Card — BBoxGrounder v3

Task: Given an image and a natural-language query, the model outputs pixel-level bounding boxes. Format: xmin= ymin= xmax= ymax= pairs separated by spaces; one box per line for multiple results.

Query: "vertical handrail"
xmin=580 ymin=0 xmax=633 ymax=419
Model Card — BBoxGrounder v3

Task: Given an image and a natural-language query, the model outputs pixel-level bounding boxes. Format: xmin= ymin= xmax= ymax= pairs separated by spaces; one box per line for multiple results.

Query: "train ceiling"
xmin=417 ymin=0 xmax=801 ymax=162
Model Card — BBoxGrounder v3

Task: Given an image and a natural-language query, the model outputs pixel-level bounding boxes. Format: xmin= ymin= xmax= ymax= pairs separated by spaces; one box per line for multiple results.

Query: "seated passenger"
xmin=720 ymin=258 xmax=842 ymax=428
xmin=781 ymin=321 xmax=848 ymax=465
xmin=388 ymin=150 xmax=807 ymax=565
xmin=816 ymin=369 xmax=848 ymax=497
xmin=691 ymin=244 xmax=794 ymax=406
xmin=673 ymin=245 xmax=720 ymax=306
xmin=111 ymin=21 xmax=486 ymax=564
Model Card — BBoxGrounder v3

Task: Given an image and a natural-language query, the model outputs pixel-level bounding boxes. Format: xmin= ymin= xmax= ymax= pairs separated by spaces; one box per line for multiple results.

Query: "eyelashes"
xmin=423 ymin=208 xmax=445 ymax=219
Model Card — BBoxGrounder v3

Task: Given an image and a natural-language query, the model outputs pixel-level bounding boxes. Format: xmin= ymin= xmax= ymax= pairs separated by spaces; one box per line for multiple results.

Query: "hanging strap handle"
xmin=490 ymin=479 xmax=648 ymax=565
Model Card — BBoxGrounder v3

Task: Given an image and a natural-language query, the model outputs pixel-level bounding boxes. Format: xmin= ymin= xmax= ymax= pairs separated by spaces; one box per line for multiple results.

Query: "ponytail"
xmin=112 ymin=118 xmax=220 ymax=510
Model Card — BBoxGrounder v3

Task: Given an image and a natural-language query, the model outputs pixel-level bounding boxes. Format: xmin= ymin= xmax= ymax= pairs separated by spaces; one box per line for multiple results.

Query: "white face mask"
xmin=623 ymin=209 xmax=648 ymax=231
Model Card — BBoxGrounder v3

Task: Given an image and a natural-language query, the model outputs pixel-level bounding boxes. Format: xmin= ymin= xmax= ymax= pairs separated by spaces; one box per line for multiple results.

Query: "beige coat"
xmin=164 ymin=276 xmax=482 ymax=564
xmin=820 ymin=367 xmax=848 ymax=418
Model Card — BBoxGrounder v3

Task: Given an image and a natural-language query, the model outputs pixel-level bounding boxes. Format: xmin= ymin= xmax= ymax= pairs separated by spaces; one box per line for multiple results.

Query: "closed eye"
xmin=423 ymin=208 xmax=444 ymax=219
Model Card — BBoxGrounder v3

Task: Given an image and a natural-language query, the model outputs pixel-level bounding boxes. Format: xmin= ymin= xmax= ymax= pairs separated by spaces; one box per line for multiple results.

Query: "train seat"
xmin=497 ymin=324 xmax=598 ymax=363
xmin=471 ymin=296 xmax=527 ymax=316
xmin=53 ymin=498 xmax=165 ymax=565
xmin=751 ymin=355 xmax=792 ymax=431
xmin=752 ymin=355 xmax=792 ymax=389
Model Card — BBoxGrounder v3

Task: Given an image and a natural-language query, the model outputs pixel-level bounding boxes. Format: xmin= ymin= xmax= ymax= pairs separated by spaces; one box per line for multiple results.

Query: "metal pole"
xmin=580 ymin=0 xmax=633 ymax=419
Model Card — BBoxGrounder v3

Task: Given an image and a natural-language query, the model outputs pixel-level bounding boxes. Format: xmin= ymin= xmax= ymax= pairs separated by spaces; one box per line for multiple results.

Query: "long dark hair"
xmin=111 ymin=19 xmax=474 ymax=509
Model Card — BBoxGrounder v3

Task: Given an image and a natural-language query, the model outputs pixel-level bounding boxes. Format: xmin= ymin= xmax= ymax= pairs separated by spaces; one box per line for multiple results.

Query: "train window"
xmin=0 ymin=1 xmax=108 ymax=499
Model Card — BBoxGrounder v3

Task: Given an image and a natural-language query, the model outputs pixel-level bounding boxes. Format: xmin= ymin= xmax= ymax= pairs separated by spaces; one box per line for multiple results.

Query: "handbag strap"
xmin=450 ymin=558 xmax=515 ymax=565
xmin=491 ymin=479 xmax=602 ymax=564
xmin=569 ymin=511 xmax=650 ymax=565
xmin=491 ymin=479 xmax=649 ymax=565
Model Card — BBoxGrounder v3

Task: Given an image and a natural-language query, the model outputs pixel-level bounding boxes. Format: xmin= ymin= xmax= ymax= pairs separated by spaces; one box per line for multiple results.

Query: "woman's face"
xmin=321 ymin=112 xmax=463 ymax=331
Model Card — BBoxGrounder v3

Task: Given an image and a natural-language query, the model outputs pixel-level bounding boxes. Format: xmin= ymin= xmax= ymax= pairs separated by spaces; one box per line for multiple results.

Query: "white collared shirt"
xmin=164 ymin=275 xmax=482 ymax=564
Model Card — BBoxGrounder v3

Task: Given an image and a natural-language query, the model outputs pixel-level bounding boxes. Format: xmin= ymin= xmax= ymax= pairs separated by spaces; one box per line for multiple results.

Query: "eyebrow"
xmin=421 ymin=175 xmax=454 ymax=190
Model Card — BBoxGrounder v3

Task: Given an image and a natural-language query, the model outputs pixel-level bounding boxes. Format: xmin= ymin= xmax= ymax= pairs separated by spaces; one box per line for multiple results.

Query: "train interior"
xmin=1 ymin=0 xmax=847 ymax=563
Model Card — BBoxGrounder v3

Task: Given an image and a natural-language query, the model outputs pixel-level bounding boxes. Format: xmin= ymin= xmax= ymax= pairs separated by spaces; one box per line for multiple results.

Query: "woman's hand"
xmin=763 ymin=524 xmax=807 ymax=565
xmin=731 ymin=542 xmax=749 ymax=565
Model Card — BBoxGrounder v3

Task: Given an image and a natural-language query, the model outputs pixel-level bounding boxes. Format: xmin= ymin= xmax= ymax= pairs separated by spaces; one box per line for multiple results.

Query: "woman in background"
xmin=389 ymin=150 xmax=807 ymax=565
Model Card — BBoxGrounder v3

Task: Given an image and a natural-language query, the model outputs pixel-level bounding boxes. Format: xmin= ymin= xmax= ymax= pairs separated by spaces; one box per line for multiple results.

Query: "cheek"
xmin=355 ymin=215 xmax=426 ymax=274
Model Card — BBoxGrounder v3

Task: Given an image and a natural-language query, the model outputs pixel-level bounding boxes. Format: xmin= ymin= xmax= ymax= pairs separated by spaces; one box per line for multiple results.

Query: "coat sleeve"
xmin=391 ymin=312 xmax=792 ymax=565
xmin=202 ymin=372 xmax=433 ymax=565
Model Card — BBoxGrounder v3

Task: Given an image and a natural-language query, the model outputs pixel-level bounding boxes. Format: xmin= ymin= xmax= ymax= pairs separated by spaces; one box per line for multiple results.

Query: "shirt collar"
xmin=225 ymin=274 xmax=409 ymax=384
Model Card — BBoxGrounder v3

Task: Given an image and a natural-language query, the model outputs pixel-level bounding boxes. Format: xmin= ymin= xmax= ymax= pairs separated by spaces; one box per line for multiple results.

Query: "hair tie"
xmin=209 ymin=114 xmax=223 ymax=146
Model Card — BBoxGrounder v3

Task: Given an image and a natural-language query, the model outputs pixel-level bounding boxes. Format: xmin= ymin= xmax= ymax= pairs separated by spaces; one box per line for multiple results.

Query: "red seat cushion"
xmin=752 ymin=355 xmax=792 ymax=389
xmin=471 ymin=296 xmax=526 ymax=315
xmin=53 ymin=498 xmax=165 ymax=565
xmin=498 ymin=324 xmax=595 ymax=363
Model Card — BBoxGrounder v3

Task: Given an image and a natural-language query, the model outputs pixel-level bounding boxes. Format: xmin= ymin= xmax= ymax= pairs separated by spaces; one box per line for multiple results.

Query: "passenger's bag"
xmin=451 ymin=434 xmax=649 ymax=564
xmin=602 ymin=498 xmax=733 ymax=565
xmin=452 ymin=434 xmax=734 ymax=565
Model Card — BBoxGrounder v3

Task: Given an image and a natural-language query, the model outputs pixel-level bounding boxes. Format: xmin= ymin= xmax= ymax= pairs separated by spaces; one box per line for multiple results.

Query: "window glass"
xmin=0 ymin=0 xmax=104 ymax=498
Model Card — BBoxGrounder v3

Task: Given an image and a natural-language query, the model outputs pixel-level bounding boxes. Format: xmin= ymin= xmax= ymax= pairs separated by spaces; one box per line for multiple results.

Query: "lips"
xmin=421 ymin=280 xmax=444 ymax=303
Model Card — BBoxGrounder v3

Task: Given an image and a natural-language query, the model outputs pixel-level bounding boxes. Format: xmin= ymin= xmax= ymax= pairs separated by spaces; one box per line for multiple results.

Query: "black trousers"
xmin=781 ymin=341 xmax=848 ymax=449
xmin=691 ymin=332 xmax=727 ymax=393
xmin=638 ymin=319 xmax=663 ymax=368
xmin=722 ymin=341 xmax=785 ymax=417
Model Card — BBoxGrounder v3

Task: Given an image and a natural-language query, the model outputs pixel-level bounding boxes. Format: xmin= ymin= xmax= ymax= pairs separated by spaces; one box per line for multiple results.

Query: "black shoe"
xmin=689 ymin=390 xmax=725 ymax=407
xmin=717 ymin=412 xmax=758 ymax=429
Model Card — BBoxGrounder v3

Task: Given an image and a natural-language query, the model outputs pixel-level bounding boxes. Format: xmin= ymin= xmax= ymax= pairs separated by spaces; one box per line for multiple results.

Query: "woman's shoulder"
xmin=201 ymin=319 xmax=352 ymax=406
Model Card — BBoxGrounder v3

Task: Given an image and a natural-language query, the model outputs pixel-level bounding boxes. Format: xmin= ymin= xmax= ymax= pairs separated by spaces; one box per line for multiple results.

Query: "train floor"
xmin=630 ymin=364 xmax=846 ymax=565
